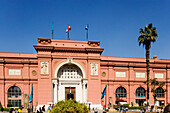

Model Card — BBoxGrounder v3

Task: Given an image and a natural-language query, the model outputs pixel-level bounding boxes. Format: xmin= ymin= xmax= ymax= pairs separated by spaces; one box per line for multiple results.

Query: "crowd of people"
xmin=119 ymin=107 xmax=128 ymax=113
xmin=0 ymin=107 xmax=22 ymax=113
xmin=36 ymin=104 xmax=54 ymax=113
xmin=9 ymin=108 xmax=22 ymax=113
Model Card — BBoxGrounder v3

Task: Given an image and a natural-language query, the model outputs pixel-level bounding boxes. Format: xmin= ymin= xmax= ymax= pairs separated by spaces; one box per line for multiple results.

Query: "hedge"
xmin=51 ymin=99 xmax=88 ymax=113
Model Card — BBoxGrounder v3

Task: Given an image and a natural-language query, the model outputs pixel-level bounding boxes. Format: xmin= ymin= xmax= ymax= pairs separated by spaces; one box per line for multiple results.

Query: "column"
xmin=83 ymin=83 xmax=86 ymax=103
xmin=52 ymin=79 xmax=58 ymax=104
xmin=83 ymin=79 xmax=88 ymax=103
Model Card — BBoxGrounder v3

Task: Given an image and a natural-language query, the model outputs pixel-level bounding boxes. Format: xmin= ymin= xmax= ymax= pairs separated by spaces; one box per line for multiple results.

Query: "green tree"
xmin=51 ymin=99 xmax=88 ymax=113
xmin=144 ymin=78 xmax=167 ymax=107
xmin=138 ymin=23 xmax=158 ymax=108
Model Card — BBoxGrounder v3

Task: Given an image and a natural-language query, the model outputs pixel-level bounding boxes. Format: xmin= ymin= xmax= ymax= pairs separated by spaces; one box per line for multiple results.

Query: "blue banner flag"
xmin=101 ymin=85 xmax=107 ymax=99
xmin=29 ymin=84 xmax=33 ymax=103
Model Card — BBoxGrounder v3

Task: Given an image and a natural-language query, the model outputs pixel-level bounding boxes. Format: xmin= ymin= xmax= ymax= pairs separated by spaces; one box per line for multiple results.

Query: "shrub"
xmin=4 ymin=108 xmax=11 ymax=111
xmin=51 ymin=99 xmax=88 ymax=113
xmin=128 ymin=106 xmax=144 ymax=109
xmin=122 ymin=104 xmax=129 ymax=107
xmin=0 ymin=102 xmax=2 ymax=108
xmin=7 ymin=104 xmax=13 ymax=107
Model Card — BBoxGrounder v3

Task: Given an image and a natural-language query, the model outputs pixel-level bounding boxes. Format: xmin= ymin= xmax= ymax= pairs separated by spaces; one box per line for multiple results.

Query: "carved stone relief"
xmin=91 ymin=63 xmax=98 ymax=75
xmin=41 ymin=61 xmax=49 ymax=74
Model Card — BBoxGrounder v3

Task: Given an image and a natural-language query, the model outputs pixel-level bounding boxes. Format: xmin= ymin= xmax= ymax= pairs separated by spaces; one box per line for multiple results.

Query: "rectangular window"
xmin=8 ymin=100 xmax=21 ymax=107
xmin=136 ymin=72 xmax=145 ymax=78
xmin=9 ymin=69 xmax=21 ymax=75
xmin=155 ymin=73 xmax=164 ymax=78
xmin=116 ymin=72 xmax=126 ymax=77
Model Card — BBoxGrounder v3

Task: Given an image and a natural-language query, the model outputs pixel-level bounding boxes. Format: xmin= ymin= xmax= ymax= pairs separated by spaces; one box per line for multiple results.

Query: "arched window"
xmin=8 ymin=86 xmax=21 ymax=107
xmin=136 ymin=87 xmax=146 ymax=97
xmin=115 ymin=87 xmax=127 ymax=97
xmin=155 ymin=87 xmax=164 ymax=98
xmin=58 ymin=64 xmax=83 ymax=79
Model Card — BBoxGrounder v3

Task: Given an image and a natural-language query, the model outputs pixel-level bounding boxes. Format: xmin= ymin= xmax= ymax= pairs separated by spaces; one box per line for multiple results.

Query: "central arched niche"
xmin=53 ymin=61 xmax=88 ymax=104
xmin=57 ymin=64 xmax=83 ymax=79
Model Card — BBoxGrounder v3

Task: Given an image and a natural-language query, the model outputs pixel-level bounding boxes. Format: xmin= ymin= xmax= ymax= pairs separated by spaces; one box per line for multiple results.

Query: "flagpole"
xmin=68 ymin=31 xmax=70 ymax=40
xmin=52 ymin=34 xmax=53 ymax=39
xmin=52 ymin=23 xmax=54 ymax=39
xmin=85 ymin=24 xmax=89 ymax=41
xmin=32 ymin=84 xmax=33 ymax=111
xmin=86 ymin=30 xmax=88 ymax=41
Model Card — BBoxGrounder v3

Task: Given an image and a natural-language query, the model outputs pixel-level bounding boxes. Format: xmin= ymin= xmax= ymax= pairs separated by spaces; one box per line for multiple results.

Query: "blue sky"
xmin=0 ymin=0 xmax=170 ymax=59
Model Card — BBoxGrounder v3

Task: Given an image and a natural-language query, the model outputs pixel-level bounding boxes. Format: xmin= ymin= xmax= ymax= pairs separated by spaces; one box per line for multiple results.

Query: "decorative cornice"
xmin=86 ymin=48 xmax=104 ymax=54
xmin=38 ymin=38 xmax=51 ymax=45
xmin=34 ymin=45 xmax=53 ymax=52
xmin=34 ymin=45 xmax=104 ymax=54
xmin=88 ymin=41 xmax=100 ymax=47
xmin=54 ymin=47 xmax=104 ymax=54
xmin=34 ymin=38 xmax=104 ymax=54
xmin=54 ymin=47 xmax=85 ymax=52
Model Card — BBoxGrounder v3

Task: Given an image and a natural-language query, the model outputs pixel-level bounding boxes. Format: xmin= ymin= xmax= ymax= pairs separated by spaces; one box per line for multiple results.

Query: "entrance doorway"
xmin=65 ymin=87 xmax=76 ymax=100
xmin=136 ymin=99 xmax=146 ymax=106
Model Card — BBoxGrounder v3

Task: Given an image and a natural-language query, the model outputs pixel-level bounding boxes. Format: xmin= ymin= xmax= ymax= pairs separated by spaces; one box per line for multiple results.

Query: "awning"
xmin=118 ymin=102 xmax=127 ymax=106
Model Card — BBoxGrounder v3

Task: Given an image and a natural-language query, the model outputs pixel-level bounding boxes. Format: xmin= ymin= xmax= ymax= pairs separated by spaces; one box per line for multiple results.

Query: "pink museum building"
xmin=0 ymin=38 xmax=170 ymax=109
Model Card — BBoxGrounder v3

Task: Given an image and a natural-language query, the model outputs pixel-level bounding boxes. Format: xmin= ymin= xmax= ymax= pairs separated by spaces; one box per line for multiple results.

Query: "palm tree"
xmin=138 ymin=23 xmax=158 ymax=109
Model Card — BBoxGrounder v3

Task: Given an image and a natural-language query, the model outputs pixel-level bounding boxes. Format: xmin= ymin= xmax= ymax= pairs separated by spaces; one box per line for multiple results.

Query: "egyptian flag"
xmin=66 ymin=25 xmax=71 ymax=33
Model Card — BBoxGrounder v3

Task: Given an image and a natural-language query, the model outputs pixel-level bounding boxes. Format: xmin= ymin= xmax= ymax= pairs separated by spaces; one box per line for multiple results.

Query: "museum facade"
xmin=0 ymin=38 xmax=170 ymax=109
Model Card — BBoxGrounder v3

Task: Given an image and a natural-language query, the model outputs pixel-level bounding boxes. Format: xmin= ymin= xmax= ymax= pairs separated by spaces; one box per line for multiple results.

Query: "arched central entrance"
xmin=52 ymin=61 xmax=88 ymax=104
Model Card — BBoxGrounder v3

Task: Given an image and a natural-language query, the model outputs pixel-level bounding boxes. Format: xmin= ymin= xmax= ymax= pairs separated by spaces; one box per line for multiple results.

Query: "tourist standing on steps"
xmin=119 ymin=107 xmax=122 ymax=113
xmin=123 ymin=107 xmax=127 ymax=113
xmin=94 ymin=108 xmax=98 ymax=113
xmin=48 ymin=104 xmax=52 ymax=113
xmin=140 ymin=108 xmax=143 ymax=113
xmin=143 ymin=107 xmax=146 ymax=113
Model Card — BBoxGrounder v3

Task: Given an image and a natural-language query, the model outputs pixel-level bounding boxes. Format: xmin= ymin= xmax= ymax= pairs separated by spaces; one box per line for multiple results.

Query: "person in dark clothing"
xmin=143 ymin=107 xmax=146 ymax=113
xmin=37 ymin=110 xmax=40 ymax=113
xmin=9 ymin=108 xmax=13 ymax=113
xmin=42 ymin=105 xmax=45 ymax=112
xmin=40 ymin=109 xmax=43 ymax=113
xmin=1 ymin=107 xmax=4 ymax=112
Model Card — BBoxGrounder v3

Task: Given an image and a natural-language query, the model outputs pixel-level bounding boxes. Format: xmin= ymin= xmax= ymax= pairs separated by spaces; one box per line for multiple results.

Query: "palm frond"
xmin=148 ymin=23 xmax=153 ymax=29
xmin=152 ymin=27 xmax=156 ymax=30
xmin=145 ymin=26 xmax=148 ymax=31
xmin=138 ymin=35 xmax=144 ymax=41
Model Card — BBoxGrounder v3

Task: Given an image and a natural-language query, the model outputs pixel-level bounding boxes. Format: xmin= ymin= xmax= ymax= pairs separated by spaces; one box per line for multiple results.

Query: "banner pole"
xmin=105 ymin=85 xmax=107 ymax=111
